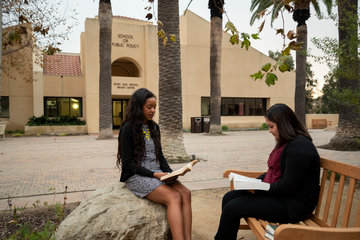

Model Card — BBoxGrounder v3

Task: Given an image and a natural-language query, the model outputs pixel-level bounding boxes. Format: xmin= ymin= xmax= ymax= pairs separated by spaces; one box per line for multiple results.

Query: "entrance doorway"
xmin=112 ymin=99 xmax=129 ymax=129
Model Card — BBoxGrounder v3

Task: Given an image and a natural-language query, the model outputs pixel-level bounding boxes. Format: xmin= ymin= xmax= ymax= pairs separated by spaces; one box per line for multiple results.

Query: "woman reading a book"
xmin=117 ymin=88 xmax=192 ymax=240
xmin=215 ymin=103 xmax=320 ymax=240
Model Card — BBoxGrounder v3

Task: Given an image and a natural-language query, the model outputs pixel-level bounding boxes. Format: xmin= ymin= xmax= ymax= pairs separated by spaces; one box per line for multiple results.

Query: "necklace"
xmin=143 ymin=128 xmax=150 ymax=140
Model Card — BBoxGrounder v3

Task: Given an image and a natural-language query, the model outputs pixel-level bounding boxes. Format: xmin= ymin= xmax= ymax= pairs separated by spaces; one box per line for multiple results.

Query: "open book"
xmin=161 ymin=160 xmax=199 ymax=181
xmin=228 ymin=173 xmax=270 ymax=191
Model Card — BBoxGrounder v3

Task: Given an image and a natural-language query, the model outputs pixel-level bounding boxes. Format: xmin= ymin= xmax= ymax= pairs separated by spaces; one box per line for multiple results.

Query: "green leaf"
xmin=162 ymin=36 xmax=168 ymax=46
xmin=241 ymin=38 xmax=250 ymax=50
xmin=279 ymin=63 xmax=290 ymax=72
xmin=265 ymin=73 xmax=278 ymax=86
xmin=250 ymin=71 xmax=264 ymax=81
xmin=261 ymin=63 xmax=272 ymax=72
xmin=251 ymin=33 xmax=260 ymax=40
xmin=230 ymin=34 xmax=239 ymax=45
xmin=169 ymin=34 xmax=176 ymax=42
xmin=225 ymin=21 xmax=237 ymax=34
xmin=157 ymin=29 xmax=165 ymax=38
xmin=282 ymin=47 xmax=291 ymax=56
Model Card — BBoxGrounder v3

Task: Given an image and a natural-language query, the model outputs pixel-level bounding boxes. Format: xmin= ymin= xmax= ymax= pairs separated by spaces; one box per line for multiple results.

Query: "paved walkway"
xmin=0 ymin=129 xmax=359 ymax=209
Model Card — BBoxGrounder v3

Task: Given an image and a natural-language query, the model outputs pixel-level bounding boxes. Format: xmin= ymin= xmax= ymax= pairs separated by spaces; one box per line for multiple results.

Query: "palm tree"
xmin=98 ymin=0 xmax=113 ymax=139
xmin=158 ymin=0 xmax=189 ymax=162
xmin=208 ymin=0 xmax=224 ymax=135
xmin=250 ymin=0 xmax=332 ymax=125
xmin=328 ymin=0 xmax=359 ymax=150
xmin=0 ymin=0 xmax=3 ymax=115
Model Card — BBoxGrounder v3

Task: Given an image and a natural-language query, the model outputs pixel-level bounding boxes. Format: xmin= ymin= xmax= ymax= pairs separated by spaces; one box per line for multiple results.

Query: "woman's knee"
xmin=222 ymin=190 xmax=248 ymax=209
xmin=167 ymin=190 xmax=182 ymax=206
xmin=180 ymin=186 xmax=191 ymax=203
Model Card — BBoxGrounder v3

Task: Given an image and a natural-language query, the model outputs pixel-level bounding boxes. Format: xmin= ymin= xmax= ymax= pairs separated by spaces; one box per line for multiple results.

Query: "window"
xmin=201 ymin=97 xmax=267 ymax=116
xmin=201 ymin=97 xmax=210 ymax=116
xmin=0 ymin=96 xmax=10 ymax=118
xmin=44 ymin=97 xmax=83 ymax=117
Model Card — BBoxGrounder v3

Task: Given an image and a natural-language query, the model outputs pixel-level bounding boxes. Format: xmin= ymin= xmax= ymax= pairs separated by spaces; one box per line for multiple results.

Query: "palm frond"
xmin=321 ymin=0 xmax=333 ymax=15
xmin=249 ymin=0 xmax=274 ymax=25
xmin=270 ymin=0 xmax=284 ymax=26
xmin=311 ymin=0 xmax=321 ymax=16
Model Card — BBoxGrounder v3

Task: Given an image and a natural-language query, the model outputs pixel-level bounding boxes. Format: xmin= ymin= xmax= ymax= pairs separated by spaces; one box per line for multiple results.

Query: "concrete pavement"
xmin=0 ymin=129 xmax=359 ymax=209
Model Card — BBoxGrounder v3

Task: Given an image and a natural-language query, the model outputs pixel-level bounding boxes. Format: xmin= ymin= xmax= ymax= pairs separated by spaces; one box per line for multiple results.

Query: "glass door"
xmin=112 ymin=99 xmax=129 ymax=129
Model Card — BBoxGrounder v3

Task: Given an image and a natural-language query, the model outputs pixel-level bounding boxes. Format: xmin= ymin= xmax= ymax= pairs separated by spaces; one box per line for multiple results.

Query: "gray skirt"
xmin=125 ymin=157 xmax=175 ymax=198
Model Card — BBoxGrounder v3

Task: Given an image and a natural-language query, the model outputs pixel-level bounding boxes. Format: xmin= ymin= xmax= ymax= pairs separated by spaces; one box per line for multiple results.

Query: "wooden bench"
xmin=223 ymin=157 xmax=360 ymax=240
xmin=312 ymin=119 xmax=331 ymax=129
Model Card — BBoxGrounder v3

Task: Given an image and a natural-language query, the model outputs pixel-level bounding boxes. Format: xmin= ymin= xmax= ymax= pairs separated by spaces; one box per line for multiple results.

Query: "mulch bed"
xmin=0 ymin=202 xmax=80 ymax=239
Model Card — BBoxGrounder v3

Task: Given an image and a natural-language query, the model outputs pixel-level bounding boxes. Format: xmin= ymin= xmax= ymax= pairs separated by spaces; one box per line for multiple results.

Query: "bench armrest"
xmin=223 ymin=170 xmax=265 ymax=178
xmin=275 ymin=224 xmax=360 ymax=240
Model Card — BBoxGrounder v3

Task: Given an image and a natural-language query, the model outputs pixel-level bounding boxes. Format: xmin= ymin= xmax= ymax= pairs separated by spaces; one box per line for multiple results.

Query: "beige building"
xmin=1 ymin=11 xmax=295 ymax=133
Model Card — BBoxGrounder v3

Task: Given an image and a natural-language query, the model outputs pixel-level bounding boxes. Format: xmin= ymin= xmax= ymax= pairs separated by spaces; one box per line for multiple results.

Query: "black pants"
xmin=214 ymin=190 xmax=290 ymax=240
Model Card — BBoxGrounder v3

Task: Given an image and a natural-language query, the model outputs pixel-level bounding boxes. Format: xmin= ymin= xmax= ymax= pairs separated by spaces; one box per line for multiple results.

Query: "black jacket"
xmin=119 ymin=121 xmax=172 ymax=182
xmin=260 ymin=136 xmax=320 ymax=222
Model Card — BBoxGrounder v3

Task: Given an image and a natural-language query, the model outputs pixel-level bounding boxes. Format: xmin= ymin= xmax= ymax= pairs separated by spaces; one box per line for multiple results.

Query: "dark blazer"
xmin=262 ymin=136 xmax=320 ymax=222
xmin=119 ymin=121 xmax=172 ymax=182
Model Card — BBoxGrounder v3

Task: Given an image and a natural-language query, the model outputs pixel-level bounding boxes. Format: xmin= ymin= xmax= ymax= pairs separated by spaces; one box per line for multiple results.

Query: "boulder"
xmin=55 ymin=183 xmax=171 ymax=240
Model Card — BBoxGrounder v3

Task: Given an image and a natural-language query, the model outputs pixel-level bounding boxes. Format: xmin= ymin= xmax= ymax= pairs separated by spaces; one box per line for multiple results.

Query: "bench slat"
xmin=246 ymin=217 xmax=266 ymax=240
xmin=315 ymin=168 xmax=328 ymax=217
xmin=331 ymin=174 xmax=346 ymax=227
xmin=275 ymin=225 xmax=360 ymax=240
xmin=320 ymin=158 xmax=360 ymax=180
xmin=303 ymin=218 xmax=321 ymax=227
xmin=355 ymin=198 xmax=360 ymax=227
xmin=323 ymin=171 xmax=336 ymax=223
xmin=342 ymin=178 xmax=356 ymax=227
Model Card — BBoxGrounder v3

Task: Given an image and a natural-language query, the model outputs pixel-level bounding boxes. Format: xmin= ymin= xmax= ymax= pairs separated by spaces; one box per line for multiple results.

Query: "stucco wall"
xmin=306 ymin=114 xmax=339 ymax=129
xmin=180 ymin=11 xmax=295 ymax=129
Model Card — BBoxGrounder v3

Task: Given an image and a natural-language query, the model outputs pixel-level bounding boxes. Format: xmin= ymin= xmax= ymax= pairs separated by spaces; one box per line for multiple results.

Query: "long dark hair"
xmin=265 ymin=103 xmax=311 ymax=148
xmin=116 ymin=88 xmax=162 ymax=169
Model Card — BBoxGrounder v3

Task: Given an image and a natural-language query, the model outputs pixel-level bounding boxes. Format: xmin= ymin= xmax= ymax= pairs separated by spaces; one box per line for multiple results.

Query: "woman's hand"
xmin=154 ymin=172 xmax=168 ymax=180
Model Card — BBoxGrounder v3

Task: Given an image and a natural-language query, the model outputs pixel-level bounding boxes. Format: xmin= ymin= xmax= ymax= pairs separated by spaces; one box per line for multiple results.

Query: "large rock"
xmin=55 ymin=183 xmax=171 ymax=240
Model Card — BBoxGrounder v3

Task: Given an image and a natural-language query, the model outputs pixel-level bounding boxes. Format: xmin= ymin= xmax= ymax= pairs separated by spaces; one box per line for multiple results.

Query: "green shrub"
xmin=27 ymin=115 xmax=86 ymax=126
xmin=222 ymin=125 xmax=229 ymax=131
xmin=12 ymin=133 xmax=23 ymax=137
xmin=260 ymin=123 xmax=268 ymax=130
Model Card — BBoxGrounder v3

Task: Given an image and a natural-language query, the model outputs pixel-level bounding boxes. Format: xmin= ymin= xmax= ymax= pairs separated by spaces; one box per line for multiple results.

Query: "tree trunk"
xmin=294 ymin=24 xmax=307 ymax=125
xmin=208 ymin=0 xmax=223 ymax=135
xmin=293 ymin=3 xmax=310 ymax=126
xmin=158 ymin=0 xmax=189 ymax=162
xmin=98 ymin=0 xmax=113 ymax=139
xmin=328 ymin=0 xmax=360 ymax=150
xmin=0 ymin=0 xmax=2 ymax=115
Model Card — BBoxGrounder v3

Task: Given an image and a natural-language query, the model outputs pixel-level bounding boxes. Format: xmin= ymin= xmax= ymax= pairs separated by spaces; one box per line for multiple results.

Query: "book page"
xmin=160 ymin=160 xmax=198 ymax=181
xmin=229 ymin=173 xmax=270 ymax=191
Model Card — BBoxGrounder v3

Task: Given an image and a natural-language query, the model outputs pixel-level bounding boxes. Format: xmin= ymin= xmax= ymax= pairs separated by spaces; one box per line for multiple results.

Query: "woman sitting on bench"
xmin=214 ymin=103 xmax=320 ymax=240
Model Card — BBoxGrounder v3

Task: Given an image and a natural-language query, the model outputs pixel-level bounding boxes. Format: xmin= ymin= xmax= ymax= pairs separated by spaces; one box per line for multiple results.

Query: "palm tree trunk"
xmin=328 ymin=0 xmax=360 ymax=150
xmin=98 ymin=0 xmax=113 ymax=139
xmin=294 ymin=24 xmax=307 ymax=125
xmin=293 ymin=2 xmax=310 ymax=126
xmin=0 ymin=0 xmax=2 ymax=115
xmin=158 ymin=0 xmax=189 ymax=162
xmin=208 ymin=0 xmax=223 ymax=135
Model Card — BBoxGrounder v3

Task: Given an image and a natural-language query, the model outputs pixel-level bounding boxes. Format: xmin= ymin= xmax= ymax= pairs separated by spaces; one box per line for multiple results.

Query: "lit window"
xmin=44 ymin=97 xmax=82 ymax=117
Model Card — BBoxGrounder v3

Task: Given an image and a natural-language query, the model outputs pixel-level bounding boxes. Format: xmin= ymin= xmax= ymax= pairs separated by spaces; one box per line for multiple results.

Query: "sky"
xmin=57 ymin=0 xmax=339 ymax=95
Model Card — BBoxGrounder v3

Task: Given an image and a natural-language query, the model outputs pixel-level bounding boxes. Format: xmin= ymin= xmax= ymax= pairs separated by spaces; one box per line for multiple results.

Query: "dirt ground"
xmin=192 ymin=187 xmax=256 ymax=240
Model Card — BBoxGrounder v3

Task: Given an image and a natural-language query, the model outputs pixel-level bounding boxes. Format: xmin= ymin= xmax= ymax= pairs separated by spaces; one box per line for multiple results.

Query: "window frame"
xmin=0 ymin=96 xmax=10 ymax=118
xmin=44 ymin=97 xmax=83 ymax=118
xmin=201 ymin=97 xmax=267 ymax=117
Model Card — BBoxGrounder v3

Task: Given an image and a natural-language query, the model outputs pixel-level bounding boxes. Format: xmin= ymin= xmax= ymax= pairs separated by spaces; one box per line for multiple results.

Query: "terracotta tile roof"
xmin=44 ymin=54 xmax=82 ymax=76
